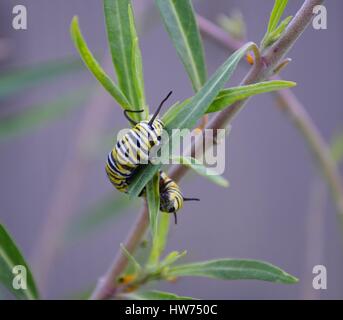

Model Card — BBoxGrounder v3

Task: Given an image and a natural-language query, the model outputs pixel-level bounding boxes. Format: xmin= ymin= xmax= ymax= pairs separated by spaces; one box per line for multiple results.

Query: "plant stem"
xmin=90 ymin=0 xmax=330 ymax=300
xmin=90 ymin=203 xmax=149 ymax=299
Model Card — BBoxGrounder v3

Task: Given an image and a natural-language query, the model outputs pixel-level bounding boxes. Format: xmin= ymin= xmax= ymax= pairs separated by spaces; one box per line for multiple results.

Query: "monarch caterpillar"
xmin=106 ymin=91 xmax=199 ymax=223
xmin=159 ymin=171 xmax=199 ymax=224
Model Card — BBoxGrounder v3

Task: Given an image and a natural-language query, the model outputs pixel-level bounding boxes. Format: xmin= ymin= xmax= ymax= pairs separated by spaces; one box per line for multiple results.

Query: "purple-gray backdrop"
xmin=0 ymin=0 xmax=342 ymax=299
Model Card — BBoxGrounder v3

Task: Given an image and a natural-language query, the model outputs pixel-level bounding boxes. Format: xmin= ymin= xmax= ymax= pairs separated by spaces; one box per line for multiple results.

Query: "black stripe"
xmin=108 ymin=154 xmax=132 ymax=177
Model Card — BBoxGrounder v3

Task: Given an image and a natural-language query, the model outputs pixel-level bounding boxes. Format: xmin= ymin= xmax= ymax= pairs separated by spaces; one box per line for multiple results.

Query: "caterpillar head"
xmin=160 ymin=191 xmax=182 ymax=214
xmin=160 ymin=190 xmax=182 ymax=225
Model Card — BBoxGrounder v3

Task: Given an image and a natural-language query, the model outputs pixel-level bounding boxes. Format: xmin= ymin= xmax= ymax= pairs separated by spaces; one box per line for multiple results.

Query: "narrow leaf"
xmin=171 ymin=156 xmax=229 ymax=187
xmin=270 ymin=15 xmax=292 ymax=38
xmin=263 ymin=15 xmax=292 ymax=48
xmin=70 ymin=16 xmax=131 ymax=109
xmin=166 ymin=42 xmax=255 ymax=132
xmin=128 ymin=4 xmax=146 ymax=111
xmin=206 ymin=80 xmax=296 ymax=113
xmin=155 ymin=0 xmax=206 ymax=91
xmin=0 ymin=58 xmax=82 ymax=99
xmin=160 ymin=250 xmax=187 ymax=268
xmin=149 ymin=212 xmax=170 ymax=265
xmin=0 ymin=224 xmax=39 ymax=299
xmin=0 ymin=89 xmax=89 ymax=143
xmin=163 ymin=81 xmax=295 ymax=123
xmin=168 ymin=259 xmax=298 ymax=284
xmin=162 ymin=99 xmax=189 ymax=126
xmin=267 ymin=0 xmax=289 ymax=33
xmin=121 ymin=290 xmax=195 ymax=300
xmin=103 ymin=0 xmax=147 ymax=121
xmin=128 ymin=42 xmax=256 ymax=197
xmin=146 ymin=173 xmax=160 ymax=237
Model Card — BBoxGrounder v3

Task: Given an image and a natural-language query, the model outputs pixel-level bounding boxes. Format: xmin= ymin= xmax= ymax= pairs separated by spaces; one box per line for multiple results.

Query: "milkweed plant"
xmin=2 ymin=0 xmax=337 ymax=300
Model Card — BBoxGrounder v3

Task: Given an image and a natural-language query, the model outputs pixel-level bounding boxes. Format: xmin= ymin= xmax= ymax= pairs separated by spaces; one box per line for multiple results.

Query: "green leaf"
xmin=121 ymin=290 xmax=195 ymax=300
xmin=0 ymin=58 xmax=82 ymax=99
xmin=166 ymin=42 xmax=255 ymax=132
xmin=269 ymin=15 xmax=292 ymax=39
xmin=267 ymin=0 xmax=289 ymax=33
xmin=263 ymin=16 xmax=292 ymax=48
xmin=171 ymin=156 xmax=229 ymax=187
xmin=160 ymin=250 xmax=187 ymax=268
xmin=65 ymin=194 xmax=136 ymax=241
xmin=128 ymin=4 xmax=146 ymax=111
xmin=128 ymin=42 xmax=256 ymax=197
xmin=149 ymin=212 xmax=170 ymax=265
xmin=146 ymin=173 xmax=160 ymax=237
xmin=0 ymin=89 xmax=89 ymax=143
xmin=0 ymin=224 xmax=39 ymax=299
xmin=155 ymin=0 xmax=206 ymax=92
xmin=262 ymin=0 xmax=290 ymax=48
xmin=70 ymin=16 xmax=131 ymax=109
xmin=163 ymin=81 xmax=295 ymax=124
xmin=206 ymin=80 xmax=296 ymax=113
xmin=331 ymin=131 xmax=343 ymax=164
xmin=162 ymin=99 xmax=189 ymax=126
xmin=103 ymin=0 xmax=147 ymax=121
xmin=168 ymin=259 xmax=298 ymax=284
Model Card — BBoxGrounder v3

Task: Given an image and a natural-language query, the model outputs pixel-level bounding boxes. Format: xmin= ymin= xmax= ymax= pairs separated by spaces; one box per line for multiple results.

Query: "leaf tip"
xmin=217 ymin=179 xmax=230 ymax=188
xmin=279 ymin=270 xmax=299 ymax=284
xmin=221 ymin=179 xmax=230 ymax=188
xmin=278 ymin=80 xmax=297 ymax=89
xmin=70 ymin=16 xmax=80 ymax=40
xmin=70 ymin=15 xmax=79 ymax=29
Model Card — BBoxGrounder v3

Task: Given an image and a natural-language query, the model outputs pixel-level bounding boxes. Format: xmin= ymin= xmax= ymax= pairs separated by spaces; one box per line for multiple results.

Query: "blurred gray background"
xmin=0 ymin=0 xmax=342 ymax=299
